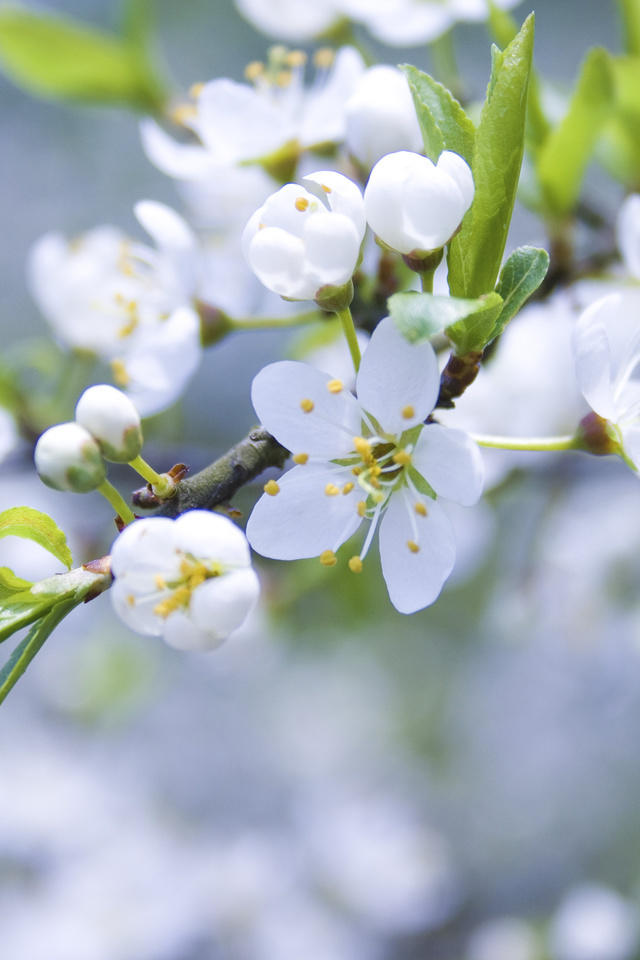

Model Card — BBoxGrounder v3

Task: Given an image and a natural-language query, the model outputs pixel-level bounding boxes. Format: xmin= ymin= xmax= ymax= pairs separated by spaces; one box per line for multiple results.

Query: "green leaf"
xmin=617 ymin=0 xmax=640 ymax=55
xmin=537 ymin=48 xmax=614 ymax=217
xmin=0 ymin=506 xmax=72 ymax=569
xmin=0 ymin=597 xmax=76 ymax=706
xmin=493 ymin=246 xmax=550 ymax=337
xmin=0 ymin=4 xmax=166 ymax=110
xmin=402 ymin=64 xmax=475 ymax=165
xmin=389 ymin=291 xmax=499 ymax=343
xmin=445 ymin=292 xmax=504 ymax=356
xmin=0 ymin=567 xmax=32 ymax=601
xmin=486 ymin=0 xmax=518 ymax=47
xmin=448 ymin=14 xmax=534 ymax=298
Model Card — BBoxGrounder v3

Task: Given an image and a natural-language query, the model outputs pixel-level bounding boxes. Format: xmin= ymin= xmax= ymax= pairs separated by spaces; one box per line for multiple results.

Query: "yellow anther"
xmin=414 ymin=502 xmax=428 ymax=517
xmin=407 ymin=540 xmax=420 ymax=553
xmin=314 ymin=48 xmax=335 ymax=69
xmin=352 ymin=466 xmax=361 ymax=476
xmin=348 ymin=556 xmax=363 ymax=574
xmin=154 ymin=575 xmax=167 ymax=590
xmin=370 ymin=464 xmax=381 ymax=477
xmin=300 ymin=398 xmax=314 ymax=413
xmin=189 ymin=82 xmax=206 ymax=98
xmin=320 ymin=183 xmax=332 ymax=193
xmin=244 ymin=60 xmax=264 ymax=82
xmin=285 ymin=50 xmax=307 ymax=67
xmin=357 ymin=500 xmax=367 ymax=517
xmin=295 ymin=196 xmax=309 ymax=212
xmin=111 ymin=359 xmax=130 ymax=387
xmin=327 ymin=379 xmax=343 ymax=393
xmin=118 ymin=316 xmax=138 ymax=339
xmin=154 ymin=586 xmax=190 ymax=618
xmin=188 ymin=570 xmax=207 ymax=590
xmin=276 ymin=70 xmax=292 ymax=88
xmin=170 ymin=104 xmax=197 ymax=125
xmin=353 ymin=436 xmax=372 ymax=460
xmin=126 ymin=594 xmax=135 ymax=607
xmin=264 ymin=479 xmax=280 ymax=496
xmin=258 ymin=222 xmax=266 ymax=230
xmin=342 ymin=482 xmax=354 ymax=495
xmin=370 ymin=477 xmax=381 ymax=489
xmin=325 ymin=483 xmax=340 ymax=496
xmin=320 ymin=549 xmax=337 ymax=567
xmin=401 ymin=405 xmax=415 ymax=419
xmin=393 ymin=449 xmax=411 ymax=466
xmin=293 ymin=452 xmax=309 ymax=464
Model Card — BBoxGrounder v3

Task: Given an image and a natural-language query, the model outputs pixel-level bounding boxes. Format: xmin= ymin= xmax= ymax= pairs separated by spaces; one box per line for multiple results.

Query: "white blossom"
xmin=345 ymin=65 xmax=423 ymax=170
xmin=34 ymin=422 xmax=106 ymax=493
xmin=341 ymin=0 xmax=522 ymax=46
xmin=616 ymin=193 xmax=640 ymax=279
xmin=364 ymin=150 xmax=474 ymax=256
xmin=549 ymin=885 xmax=639 ymax=960
xmin=247 ymin=317 xmax=483 ymax=613
xmin=242 ymin=170 xmax=366 ymax=301
xmin=0 ymin=407 xmax=19 ymax=463
xmin=110 ymin=511 xmax=260 ymax=651
xmin=75 ymin=385 xmax=142 ymax=463
xmin=235 ymin=0 xmax=342 ymax=41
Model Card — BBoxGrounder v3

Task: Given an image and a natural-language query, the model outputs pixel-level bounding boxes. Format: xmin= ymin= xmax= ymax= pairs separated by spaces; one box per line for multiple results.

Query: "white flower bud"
xmin=75 ymin=384 xmax=143 ymax=462
xmin=34 ymin=422 xmax=106 ymax=493
xmin=242 ymin=170 xmax=366 ymax=302
xmin=345 ymin=66 xmax=423 ymax=170
xmin=364 ymin=150 xmax=474 ymax=256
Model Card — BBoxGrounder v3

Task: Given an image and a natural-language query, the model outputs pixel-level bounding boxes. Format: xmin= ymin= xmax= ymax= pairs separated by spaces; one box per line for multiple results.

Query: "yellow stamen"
xmin=348 ymin=556 xmax=363 ymax=573
xmin=320 ymin=549 xmax=337 ymax=567
xmin=327 ymin=379 xmax=343 ymax=393
xmin=353 ymin=436 xmax=372 ymax=460
xmin=300 ymin=398 xmax=314 ymax=413
xmin=407 ymin=540 xmax=420 ymax=553
xmin=325 ymin=483 xmax=340 ymax=496
xmin=352 ymin=467 xmax=361 ymax=476
xmin=126 ymin=594 xmax=135 ymax=607
xmin=189 ymin=82 xmax=205 ymax=98
xmin=285 ymin=50 xmax=307 ymax=67
xmin=154 ymin=586 xmax=190 ymax=618
xmin=264 ymin=479 xmax=280 ymax=496
xmin=293 ymin=452 xmax=309 ymax=464
xmin=357 ymin=500 xmax=367 ymax=517
xmin=314 ymin=48 xmax=335 ymax=69
xmin=342 ymin=482 xmax=354 ymax=495
xmin=295 ymin=196 xmax=309 ymax=212
xmin=276 ymin=70 xmax=292 ymax=88
xmin=401 ymin=405 xmax=415 ymax=419
xmin=414 ymin=502 xmax=428 ymax=517
xmin=111 ymin=359 xmax=129 ymax=387
xmin=170 ymin=104 xmax=197 ymax=125
xmin=393 ymin=449 xmax=411 ymax=466
xmin=244 ymin=61 xmax=264 ymax=81
xmin=154 ymin=575 xmax=167 ymax=590
xmin=320 ymin=183 xmax=332 ymax=193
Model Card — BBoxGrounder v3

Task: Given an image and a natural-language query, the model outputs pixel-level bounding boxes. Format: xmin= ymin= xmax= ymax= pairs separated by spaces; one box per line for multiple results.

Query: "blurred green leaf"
xmin=448 ymin=14 xmax=534 ymax=298
xmin=0 ymin=3 xmax=166 ymax=110
xmin=445 ymin=291 xmax=504 ymax=355
xmin=0 ymin=506 xmax=72 ymax=570
xmin=617 ymin=0 xmax=640 ymax=55
xmin=0 ymin=567 xmax=32 ymax=601
xmin=537 ymin=48 xmax=614 ymax=217
xmin=403 ymin=64 xmax=475 ymax=164
xmin=493 ymin=246 xmax=549 ymax=337
xmin=389 ymin=290 xmax=500 ymax=345
xmin=0 ymin=596 xmax=76 ymax=706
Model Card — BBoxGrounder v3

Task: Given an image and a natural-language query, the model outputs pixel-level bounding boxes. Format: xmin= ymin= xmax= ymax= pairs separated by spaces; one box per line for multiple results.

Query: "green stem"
xmin=97 ymin=481 xmax=136 ymax=525
xmin=471 ymin=433 xmax=578 ymax=452
xmin=335 ymin=306 xmax=361 ymax=372
xmin=420 ymin=270 xmax=435 ymax=293
xmin=128 ymin=454 xmax=164 ymax=487
xmin=231 ymin=309 xmax=325 ymax=330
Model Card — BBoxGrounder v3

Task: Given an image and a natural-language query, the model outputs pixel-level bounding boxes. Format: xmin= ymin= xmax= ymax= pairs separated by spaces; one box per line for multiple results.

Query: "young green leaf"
xmin=389 ymin=291 xmax=501 ymax=344
xmin=0 ymin=506 xmax=72 ymax=569
xmin=0 ymin=597 xmax=76 ymax=706
xmin=537 ymin=48 xmax=614 ymax=217
xmin=445 ymin=292 xmax=504 ymax=356
xmin=0 ymin=4 xmax=166 ymax=110
xmin=617 ymin=0 xmax=640 ymax=55
xmin=0 ymin=567 xmax=32 ymax=601
xmin=402 ymin=65 xmax=475 ymax=164
xmin=493 ymin=246 xmax=550 ymax=337
xmin=448 ymin=14 xmax=534 ymax=299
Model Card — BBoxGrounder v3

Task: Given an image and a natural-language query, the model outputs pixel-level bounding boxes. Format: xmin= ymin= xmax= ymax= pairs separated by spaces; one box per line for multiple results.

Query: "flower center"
xmin=153 ymin=554 xmax=222 ymax=619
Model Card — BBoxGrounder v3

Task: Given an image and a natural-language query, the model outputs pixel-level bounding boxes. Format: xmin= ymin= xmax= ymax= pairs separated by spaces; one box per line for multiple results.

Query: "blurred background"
xmin=3 ymin=2 xmax=640 ymax=959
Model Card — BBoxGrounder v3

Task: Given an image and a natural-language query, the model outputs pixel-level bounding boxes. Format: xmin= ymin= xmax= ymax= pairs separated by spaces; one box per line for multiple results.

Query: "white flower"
xmin=235 ymin=0 xmax=342 ymax=41
xmin=28 ymin=201 xmax=202 ymax=416
xmin=0 ymin=407 xmax=19 ymax=463
xmin=572 ymin=290 xmax=640 ymax=468
xmin=110 ymin=511 xmax=260 ymax=651
xmin=549 ymin=885 xmax=639 ymax=960
xmin=246 ymin=316 xmax=483 ymax=613
xmin=141 ymin=46 xmax=364 ymax=177
xmin=341 ymin=0 xmax=522 ymax=46
xmin=616 ymin=193 xmax=640 ymax=279
xmin=345 ymin=65 xmax=423 ymax=170
xmin=242 ymin=170 xmax=366 ymax=301
xmin=75 ymin=384 xmax=142 ymax=463
xmin=34 ymin=422 xmax=106 ymax=493
xmin=364 ymin=150 xmax=474 ymax=256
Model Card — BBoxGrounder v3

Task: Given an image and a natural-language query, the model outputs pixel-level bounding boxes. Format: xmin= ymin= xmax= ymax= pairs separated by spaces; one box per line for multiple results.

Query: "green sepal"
xmin=407 ymin=467 xmax=437 ymax=501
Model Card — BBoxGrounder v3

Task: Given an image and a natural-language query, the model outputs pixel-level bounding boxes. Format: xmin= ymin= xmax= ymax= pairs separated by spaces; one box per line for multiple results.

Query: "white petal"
xmin=247 ymin=463 xmax=362 ymax=559
xmin=437 ymin=150 xmax=474 ymax=210
xmin=195 ymin=79 xmax=292 ymax=162
xmin=235 ymin=0 xmax=339 ymax=41
xmin=303 ymin=211 xmax=362 ymax=288
xmin=191 ymin=568 xmax=260 ymax=639
xmin=302 ymin=170 xmax=366 ymax=239
xmin=364 ymin=154 xmax=413 ymax=253
xmin=134 ymin=200 xmax=196 ymax=256
xmin=110 ymin=516 xmax=177 ymax=588
xmin=300 ymin=47 xmax=366 ymax=146
xmin=379 ymin=492 xmax=455 ymax=614
xmin=617 ymin=193 xmax=640 ymax=279
xmin=172 ymin=510 xmax=251 ymax=568
xmin=363 ymin=5 xmax=453 ymax=45
xmin=247 ymin=226 xmax=310 ymax=299
xmin=356 ymin=317 xmax=440 ymax=433
xmin=139 ymin=118 xmax=214 ymax=179
xmin=111 ymin=580 xmax=165 ymax=636
xmin=412 ymin=424 xmax=483 ymax=505
xmin=403 ymin=161 xmax=468 ymax=250
xmin=621 ymin=424 xmax=640 ymax=472
xmin=252 ymin=360 xmax=363 ymax=457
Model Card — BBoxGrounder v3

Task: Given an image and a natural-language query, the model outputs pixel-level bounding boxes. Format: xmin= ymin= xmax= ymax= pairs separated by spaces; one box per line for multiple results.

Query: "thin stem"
xmin=471 ymin=433 xmax=578 ymax=452
xmin=128 ymin=454 xmax=164 ymax=486
xmin=335 ymin=306 xmax=361 ymax=372
xmin=97 ymin=480 xmax=136 ymax=525
xmin=420 ymin=270 xmax=435 ymax=293
xmin=231 ymin=309 xmax=324 ymax=330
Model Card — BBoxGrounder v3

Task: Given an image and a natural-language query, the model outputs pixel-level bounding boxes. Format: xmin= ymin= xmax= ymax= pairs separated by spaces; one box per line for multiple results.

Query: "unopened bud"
xmin=75 ymin=384 xmax=143 ymax=462
xmin=34 ymin=422 xmax=106 ymax=492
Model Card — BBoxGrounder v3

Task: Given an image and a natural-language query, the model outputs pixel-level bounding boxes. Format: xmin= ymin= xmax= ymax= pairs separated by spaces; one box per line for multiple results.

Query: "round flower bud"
xmin=75 ymin=384 xmax=143 ymax=462
xmin=34 ymin=422 xmax=106 ymax=493
xmin=345 ymin=66 xmax=423 ymax=170
xmin=364 ymin=150 xmax=474 ymax=256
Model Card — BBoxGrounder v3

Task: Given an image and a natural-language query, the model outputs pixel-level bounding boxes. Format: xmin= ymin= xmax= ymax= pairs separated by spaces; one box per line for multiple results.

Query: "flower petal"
xmin=111 ymin=580 xmax=166 ymax=636
xmin=617 ymin=193 xmax=640 ymax=280
xmin=379 ymin=491 xmax=455 ymax=614
xmin=412 ymin=423 xmax=483 ymax=505
xmin=303 ymin=211 xmax=362 ymax=288
xmin=247 ymin=462 xmax=362 ymax=559
xmin=252 ymin=360 xmax=362 ymax=457
xmin=195 ymin=79 xmax=292 ymax=162
xmin=356 ymin=316 xmax=440 ymax=433
xmin=191 ymin=568 xmax=260 ymax=639
xmin=573 ymin=293 xmax=633 ymax=420
xmin=172 ymin=510 xmax=252 ymax=568
xmin=139 ymin=118 xmax=214 ymax=180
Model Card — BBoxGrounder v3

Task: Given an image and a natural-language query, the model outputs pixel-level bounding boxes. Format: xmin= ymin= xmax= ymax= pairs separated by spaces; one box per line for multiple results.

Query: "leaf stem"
xmin=335 ymin=306 xmax=361 ymax=372
xmin=471 ymin=433 xmax=578 ymax=452
xmin=97 ymin=481 xmax=136 ymax=525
